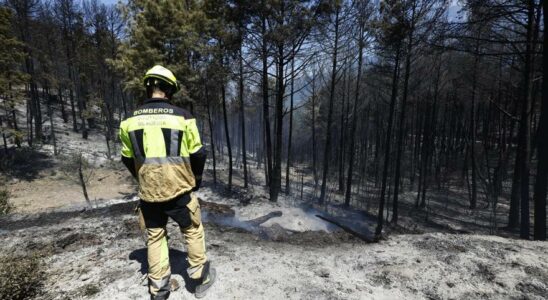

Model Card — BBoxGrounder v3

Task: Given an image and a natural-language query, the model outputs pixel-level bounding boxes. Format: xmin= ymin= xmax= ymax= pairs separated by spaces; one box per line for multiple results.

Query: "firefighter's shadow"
xmin=129 ymin=248 xmax=195 ymax=293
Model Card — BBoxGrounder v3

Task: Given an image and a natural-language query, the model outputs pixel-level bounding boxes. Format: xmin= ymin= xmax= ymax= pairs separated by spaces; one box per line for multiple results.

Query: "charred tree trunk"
xmin=311 ymin=69 xmax=318 ymax=189
xmin=77 ymin=78 xmax=88 ymax=139
xmin=58 ymin=88 xmax=68 ymax=123
xmin=285 ymin=59 xmax=295 ymax=194
xmin=120 ymin=85 xmax=128 ymax=119
xmin=64 ymin=20 xmax=78 ymax=132
xmin=533 ymin=0 xmax=547 ymax=241
xmin=469 ymin=36 xmax=481 ymax=210
xmin=26 ymin=93 xmax=33 ymax=146
xmin=344 ymin=27 xmax=364 ymax=208
xmin=338 ymin=57 xmax=348 ymax=193
xmin=376 ymin=45 xmax=401 ymax=237
xmin=206 ymin=89 xmax=217 ymax=186
xmin=69 ymin=86 xmax=77 ymax=132
xmin=221 ymin=82 xmax=233 ymax=191
xmin=508 ymin=141 xmax=521 ymax=229
xmin=46 ymin=86 xmax=57 ymax=156
xmin=22 ymin=44 xmax=42 ymax=142
xmin=518 ymin=0 xmax=535 ymax=239
xmin=77 ymin=154 xmax=91 ymax=207
xmin=16 ymin=6 xmax=43 ymax=143
xmin=2 ymin=132 xmax=7 ymax=155
xmin=272 ymin=47 xmax=284 ymax=201
xmin=102 ymin=102 xmax=113 ymax=159
xmin=392 ymin=14 xmax=414 ymax=222
xmin=261 ymin=6 xmax=273 ymax=191
xmin=239 ymin=41 xmax=248 ymax=188
xmin=319 ymin=6 xmax=340 ymax=204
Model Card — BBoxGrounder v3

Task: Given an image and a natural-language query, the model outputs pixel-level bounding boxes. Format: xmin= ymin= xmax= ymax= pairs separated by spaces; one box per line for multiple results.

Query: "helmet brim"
xmin=143 ymin=74 xmax=180 ymax=92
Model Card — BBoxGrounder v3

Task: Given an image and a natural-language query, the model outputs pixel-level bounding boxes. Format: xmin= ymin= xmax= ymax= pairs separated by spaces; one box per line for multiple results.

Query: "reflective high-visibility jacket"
xmin=119 ymin=98 xmax=206 ymax=202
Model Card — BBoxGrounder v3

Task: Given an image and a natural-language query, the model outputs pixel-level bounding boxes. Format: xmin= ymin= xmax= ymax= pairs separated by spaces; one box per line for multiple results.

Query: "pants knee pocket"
xmin=186 ymin=194 xmax=201 ymax=227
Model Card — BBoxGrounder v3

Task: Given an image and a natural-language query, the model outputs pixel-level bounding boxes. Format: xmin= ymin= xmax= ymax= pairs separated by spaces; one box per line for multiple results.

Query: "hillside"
xmin=1 ymin=184 xmax=547 ymax=300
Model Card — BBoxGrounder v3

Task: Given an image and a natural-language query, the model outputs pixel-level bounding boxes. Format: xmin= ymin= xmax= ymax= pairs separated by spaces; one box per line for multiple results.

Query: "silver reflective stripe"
xmin=149 ymin=274 xmax=171 ymax=290
xmin=170 ymin=129 xmax=179 ymax=156
xmin=129 ymin=131 xmax=142 ymax=158
xmin=144 ymin=156 xmax=190 ymax=165
xmin=187 ymin=265 xmax=203 ymax=278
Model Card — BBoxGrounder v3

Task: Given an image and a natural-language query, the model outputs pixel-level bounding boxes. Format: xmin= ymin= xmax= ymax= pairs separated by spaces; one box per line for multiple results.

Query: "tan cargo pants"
xmin=138 ymin=193 xmax=208 ymax=297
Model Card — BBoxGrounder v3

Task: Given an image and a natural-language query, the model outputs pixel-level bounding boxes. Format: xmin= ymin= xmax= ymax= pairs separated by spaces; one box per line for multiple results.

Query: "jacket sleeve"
xmin=119 ymin=122 xmax=137 ymax=179
xmin=185 ymin=118 xmax=206 ymax=190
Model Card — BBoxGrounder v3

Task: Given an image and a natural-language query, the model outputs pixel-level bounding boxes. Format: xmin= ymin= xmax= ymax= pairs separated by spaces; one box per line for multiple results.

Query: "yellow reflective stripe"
xmin=160 ymin=235 xmax=169 ymax=270
xmin=119 ymin=120 xmax=134 ymax=158
xmin=145 ymin=127 xmax=167 ymax=157
xmin=184 ymin=118 xmax=203 ymax=155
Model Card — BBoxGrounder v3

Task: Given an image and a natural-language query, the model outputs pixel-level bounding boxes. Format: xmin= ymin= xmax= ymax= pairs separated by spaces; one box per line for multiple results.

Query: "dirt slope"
xmin=1 ymin=196 xmax=547 ymax=300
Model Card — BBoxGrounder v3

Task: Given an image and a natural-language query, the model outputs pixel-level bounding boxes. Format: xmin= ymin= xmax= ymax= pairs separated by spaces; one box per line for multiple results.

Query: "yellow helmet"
xmin=143 ymin=65 xmax=180 ymax=93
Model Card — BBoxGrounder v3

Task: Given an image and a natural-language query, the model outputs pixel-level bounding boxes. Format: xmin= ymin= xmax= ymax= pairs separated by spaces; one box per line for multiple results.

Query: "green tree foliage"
xmin=0 ymin=7 xmax=27 ymax=94
xmin=0 ymin=6 xmax=27 ymax=148
xmin=110 ymin=0 xmax=208 ymax=105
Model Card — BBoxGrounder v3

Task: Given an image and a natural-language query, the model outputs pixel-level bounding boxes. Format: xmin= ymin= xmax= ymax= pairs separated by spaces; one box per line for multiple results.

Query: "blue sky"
xmin=99 ymin=0 xmax=121 ymax=5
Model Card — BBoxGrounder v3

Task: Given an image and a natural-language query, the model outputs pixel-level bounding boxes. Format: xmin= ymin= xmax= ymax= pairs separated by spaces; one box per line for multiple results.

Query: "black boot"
xmin=149 ymin=278 xmax=171 ymax=300
xmin=150 ymin=290 xmax=170 ymax=300
xmin=194 ymin=261 xmax=216 ymax=299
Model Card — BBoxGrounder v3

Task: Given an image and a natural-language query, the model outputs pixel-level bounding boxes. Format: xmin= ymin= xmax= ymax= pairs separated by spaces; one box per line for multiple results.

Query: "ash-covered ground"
xmin=1 ymin=186 xmax=547 ymax=300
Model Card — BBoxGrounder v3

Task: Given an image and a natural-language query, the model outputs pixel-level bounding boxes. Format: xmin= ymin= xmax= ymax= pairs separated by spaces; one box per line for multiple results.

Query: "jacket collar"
xmin=144 ymin=97 xmax=169 ymax=104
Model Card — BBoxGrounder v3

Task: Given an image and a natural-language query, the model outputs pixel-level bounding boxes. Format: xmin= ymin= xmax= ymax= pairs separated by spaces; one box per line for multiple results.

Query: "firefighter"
xmin=119 ymin=65 xmax=215 ymax=299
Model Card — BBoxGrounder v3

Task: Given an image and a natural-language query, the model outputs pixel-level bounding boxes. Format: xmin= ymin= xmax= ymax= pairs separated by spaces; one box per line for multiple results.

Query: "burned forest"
xmin=0 ymin=0 xmax=547 ymax=299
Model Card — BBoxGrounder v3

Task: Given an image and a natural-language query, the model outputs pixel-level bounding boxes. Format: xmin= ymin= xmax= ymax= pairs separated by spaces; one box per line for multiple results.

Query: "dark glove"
xmin=192 ymin=176 xmax=202 ymax=191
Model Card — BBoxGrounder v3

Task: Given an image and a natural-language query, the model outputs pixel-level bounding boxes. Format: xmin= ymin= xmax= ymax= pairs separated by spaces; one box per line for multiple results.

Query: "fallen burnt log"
xmin=198 ymin=198 xmax=282 ymax=227
xmin=245 ymin=211 xmax=283 ymax=226
xmin=424 ymin=218 xmax=471 ymax=234
xmin=198 ymin=197 xmax=283 ymax=231
xmin=315 ymin=215 xmax=378 ymax=243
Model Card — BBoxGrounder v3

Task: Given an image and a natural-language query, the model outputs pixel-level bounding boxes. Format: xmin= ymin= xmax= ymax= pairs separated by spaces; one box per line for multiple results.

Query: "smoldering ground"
xmin=1 ymin=191 xmax=547 ymax=300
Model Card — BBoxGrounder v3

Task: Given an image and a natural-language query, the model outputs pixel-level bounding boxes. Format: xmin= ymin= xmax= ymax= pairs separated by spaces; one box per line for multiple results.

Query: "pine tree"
xmin=111 ymin=0 xmax=206 ymax=105
xmin=0 ymin=7 xmax=27 ymax=152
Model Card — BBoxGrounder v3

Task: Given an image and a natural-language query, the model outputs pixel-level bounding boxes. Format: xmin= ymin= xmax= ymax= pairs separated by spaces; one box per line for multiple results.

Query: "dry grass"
xmin=0 ymin=190 xmax=12 ymax=215
xmin=0 ymin=253 xmax=45 ymax=300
